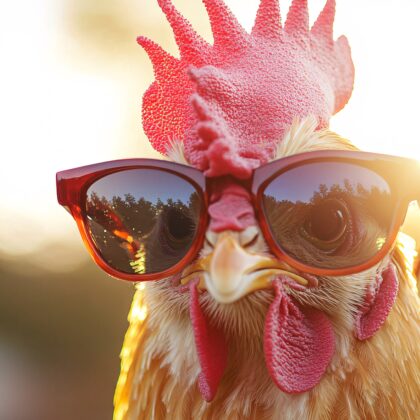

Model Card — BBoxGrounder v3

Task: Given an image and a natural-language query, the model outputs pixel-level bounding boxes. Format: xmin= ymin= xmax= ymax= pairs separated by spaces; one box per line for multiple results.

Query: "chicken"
xmin=113 ymin=1 xmax=420 ymax=418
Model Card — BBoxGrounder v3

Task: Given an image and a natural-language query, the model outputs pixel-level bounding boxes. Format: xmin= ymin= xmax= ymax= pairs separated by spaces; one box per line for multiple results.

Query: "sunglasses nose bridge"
xmin=207 ymin=181 xmax=258 ymax=233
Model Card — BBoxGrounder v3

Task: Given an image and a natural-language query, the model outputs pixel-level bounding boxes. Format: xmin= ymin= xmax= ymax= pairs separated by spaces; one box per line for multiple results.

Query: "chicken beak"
xmin=189 ymin=232 xmax=308 ymax=304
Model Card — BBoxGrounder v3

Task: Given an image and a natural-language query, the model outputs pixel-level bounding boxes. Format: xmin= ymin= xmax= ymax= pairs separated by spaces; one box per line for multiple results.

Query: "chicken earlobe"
xmin=189 ymin=281 xmax=228 ymax=402
xmin=354 ymin=263 xmax=399 ymax=340
xmin=264 ymin=278 xmax=335 ymax=393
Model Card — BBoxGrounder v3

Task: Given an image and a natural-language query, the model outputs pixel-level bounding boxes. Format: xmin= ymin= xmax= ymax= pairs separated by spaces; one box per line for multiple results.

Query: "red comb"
xmin=139 ymin=0 xmax=354 ymax=178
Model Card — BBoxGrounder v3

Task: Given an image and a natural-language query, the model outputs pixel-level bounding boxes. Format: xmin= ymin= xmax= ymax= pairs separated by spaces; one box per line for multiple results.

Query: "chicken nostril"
xmin=242 ymin=233 xmax=259 ymax=249
xmin=239 ymin=226 xmax=260 ymax=249
xmin=205 ymin=228 xmax=260 ymax=250
xmin=205 ymin=231 xmax=218 ymax=249
xmin=205 ymin=237 xmax=215 ymax=249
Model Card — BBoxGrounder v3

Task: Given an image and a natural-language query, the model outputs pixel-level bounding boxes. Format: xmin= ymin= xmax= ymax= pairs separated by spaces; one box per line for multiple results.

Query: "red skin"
xmin=208 ymin=181 xmax=256 ymax=232
xmin=140 ymin=0 xmax=354 ymax=179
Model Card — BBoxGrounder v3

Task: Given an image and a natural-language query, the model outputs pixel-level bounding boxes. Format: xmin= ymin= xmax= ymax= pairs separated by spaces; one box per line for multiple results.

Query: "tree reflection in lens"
xmin=263 ymin=163 xmax=394 ymax=270
xmin=84 ymin=169 xmax=201 ymax=275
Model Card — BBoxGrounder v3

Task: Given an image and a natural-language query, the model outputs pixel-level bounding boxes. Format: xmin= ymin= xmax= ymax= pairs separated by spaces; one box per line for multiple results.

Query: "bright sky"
xmin=1 ymin=0 xmax=420 ymax=259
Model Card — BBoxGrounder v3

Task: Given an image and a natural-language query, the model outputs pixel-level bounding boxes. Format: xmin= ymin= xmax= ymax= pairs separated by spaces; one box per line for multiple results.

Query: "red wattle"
xmin=355 ymin=264 xmax=399 ymax=341
xmin=189 ymin=282 xmax=228 ymax=402
xmin=264 ymin=279 xmax=335 ymax=393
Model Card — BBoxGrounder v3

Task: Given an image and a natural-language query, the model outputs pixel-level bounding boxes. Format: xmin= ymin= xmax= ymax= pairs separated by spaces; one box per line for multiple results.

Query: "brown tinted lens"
xmin=85 ymin=169 xmax=201 ymax=275
xmin=262 ymin=162 xmax=395 ymax=270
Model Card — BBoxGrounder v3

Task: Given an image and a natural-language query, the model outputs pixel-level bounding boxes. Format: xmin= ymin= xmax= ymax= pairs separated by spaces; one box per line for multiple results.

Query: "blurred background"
xmin=0 ymin=0 xmax=419 ymax=418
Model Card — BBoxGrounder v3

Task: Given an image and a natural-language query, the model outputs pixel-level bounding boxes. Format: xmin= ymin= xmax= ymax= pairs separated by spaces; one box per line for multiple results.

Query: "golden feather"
xmin=114 ymin=122 xmax=420 ymax=419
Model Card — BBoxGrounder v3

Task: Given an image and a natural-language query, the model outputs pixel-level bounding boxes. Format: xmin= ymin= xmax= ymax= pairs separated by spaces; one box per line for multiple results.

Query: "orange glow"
xmin=114 ymin=284 xmax=148 ymax=420
xmin=130 ymin=244 xmax=147 ymax=275
xmin=112 ymin=230 xmax=134 ymax=243
xmin=397 ymin=232 xmax=418 ymax=276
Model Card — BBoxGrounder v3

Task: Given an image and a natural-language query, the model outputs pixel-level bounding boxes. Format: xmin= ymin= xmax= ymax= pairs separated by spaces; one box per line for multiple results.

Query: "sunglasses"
xmin=56 ymin=150 xmax=420 ymax=280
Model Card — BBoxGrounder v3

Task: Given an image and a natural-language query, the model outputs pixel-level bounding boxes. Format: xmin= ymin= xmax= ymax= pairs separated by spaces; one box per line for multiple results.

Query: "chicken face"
xmin=182 ymin=182 xmax=310 ymax=303
xmin=130 ymin=0 xmax=404 ymax=403
xmin=142 ymin=116 xmax=399 ymax=403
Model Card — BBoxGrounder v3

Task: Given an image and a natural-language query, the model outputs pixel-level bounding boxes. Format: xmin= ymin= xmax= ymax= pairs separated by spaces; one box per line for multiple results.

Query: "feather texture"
xmin=114 ymin=121 xmax=420 ymax=419
xmin=114 ymin=240 xmax=420 ymax=419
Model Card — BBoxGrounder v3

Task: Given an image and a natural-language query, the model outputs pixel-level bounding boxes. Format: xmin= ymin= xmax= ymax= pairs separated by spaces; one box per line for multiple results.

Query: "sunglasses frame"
xmin=57 ymin=159 xmax=209 ymax=281
xmin=57 ymin=150 xmax=420 ymax=281
xmin=252 ymin=150 xmax=420 ymax=276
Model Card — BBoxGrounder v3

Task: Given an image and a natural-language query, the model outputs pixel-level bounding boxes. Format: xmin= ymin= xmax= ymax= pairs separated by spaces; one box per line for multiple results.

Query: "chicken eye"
xmin=302 ymin=199 xmax=349 ymax=249
xmin=165 ymin=206 xmax=196 ymax=241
